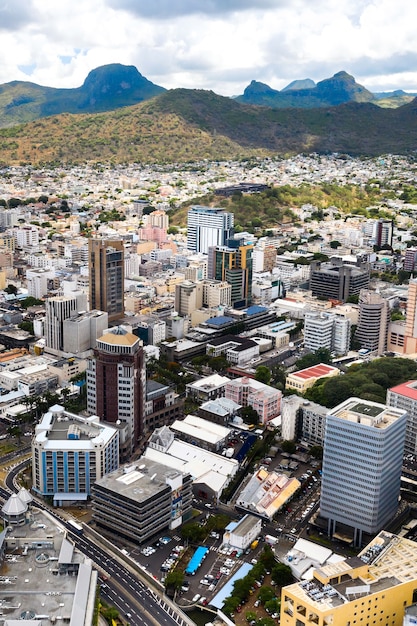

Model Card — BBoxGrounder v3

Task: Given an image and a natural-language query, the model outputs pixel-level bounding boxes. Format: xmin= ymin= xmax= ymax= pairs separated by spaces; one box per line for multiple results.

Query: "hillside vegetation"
xmin=0 ymin=88 xmax=417 ymax=166
xmin=305 ymin=357 xmax=417 ymax=407
xmin=170 ymin=184 xmax=385 ymax=229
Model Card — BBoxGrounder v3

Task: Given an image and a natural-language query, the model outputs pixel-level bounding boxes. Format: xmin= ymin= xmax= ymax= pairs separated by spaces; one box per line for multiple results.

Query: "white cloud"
xmin=0 ymin=0 xmax=415 ymax=95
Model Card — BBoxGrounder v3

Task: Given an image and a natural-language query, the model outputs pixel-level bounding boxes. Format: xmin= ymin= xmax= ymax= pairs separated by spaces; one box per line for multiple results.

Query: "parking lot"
xmin=128 ymin=527 xmax=264 ymax=607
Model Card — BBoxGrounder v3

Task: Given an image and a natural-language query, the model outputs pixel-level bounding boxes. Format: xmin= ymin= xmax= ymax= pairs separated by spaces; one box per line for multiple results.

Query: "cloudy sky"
xmin=1 ymin=0 xmax=416 ymax=95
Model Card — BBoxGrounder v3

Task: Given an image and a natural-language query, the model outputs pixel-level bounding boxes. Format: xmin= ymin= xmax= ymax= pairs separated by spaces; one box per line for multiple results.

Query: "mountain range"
xmin=0 ymin=64 xmax=416 ymax=130
xmin=0 ymin=64 xmax=417 ymax=164
xmin=235 ymin=71 xmax=401 ymax=108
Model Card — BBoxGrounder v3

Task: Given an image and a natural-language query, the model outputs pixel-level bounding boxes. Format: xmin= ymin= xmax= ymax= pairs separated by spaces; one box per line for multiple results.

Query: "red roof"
xmin=389 ymin=380 xmax=417 ymax=401
xmin=293 ymin=363 xmax=338 ymax=380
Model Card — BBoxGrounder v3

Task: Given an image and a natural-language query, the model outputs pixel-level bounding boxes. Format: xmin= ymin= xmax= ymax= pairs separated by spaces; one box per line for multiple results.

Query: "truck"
xmin=265 ymin=534 xmax=279 ymax=546
xmin=250 ymin=539 xmax=259 ymax=550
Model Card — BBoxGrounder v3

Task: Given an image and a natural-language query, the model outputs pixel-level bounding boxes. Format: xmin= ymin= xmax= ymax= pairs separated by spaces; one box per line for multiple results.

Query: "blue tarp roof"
xmin=206 ymin=316 xmax=234 ymax=326
xmin=185 ymin=546 xmax=209 ymax=575
xmin=245 ymin=305 xmax=267 ymax=316
xmin=210 ymin=563 xmax=253 ymax=609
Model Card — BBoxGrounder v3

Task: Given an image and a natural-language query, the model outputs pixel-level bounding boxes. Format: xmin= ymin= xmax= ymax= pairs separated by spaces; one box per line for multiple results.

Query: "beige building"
xmin=89 ymin=238 xmax=124 ymax=322
xmin=286 ymin=363 xmax=340 ymax=394
xmin=175 ymin=280 xmax=203 ymax=316
xmin=388 ymin=279 xmax=417 ymax=355
xmin=281 ymin=531 xmax=417 ymax=626
xmin=202 ymin=279 xmax=232 ymax=308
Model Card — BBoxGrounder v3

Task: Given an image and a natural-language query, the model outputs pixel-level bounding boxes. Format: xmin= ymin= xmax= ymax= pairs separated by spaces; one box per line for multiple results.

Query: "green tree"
xmin=164 ymin=570 xmax=184 ymax=592
xmin=18 ymin=321 xmax=34 ymax=334
xmin=21 ymin=296 xmax=44 ymax=309
xmin=271 ymin=562 xmax=293 ymax=586
xmin=180 ymin=522 xmax=205 ymax=543
xmin=255 ymin=365 xmax=271 ymax=385
xmin=223 ymin=596 xmax=241 ymax=616
xmin=258 ymin=586 xmax=275 ymax=604
xmin=346 ymin=294 xmax=359 ymax=304
xmin=4 ymin=284 xmax=18 ymax=295
xmin=240 ymin=405 xmax=259 ymax=425
xmin=208 ymin=355 xmax=229 ymax=372
xmin=7 ymin=424 xmax=22 ymax=442
xmin=264 ymin=598 xmax=280 ymax=614
xmin=7 ymin=197 xmax=22 ymax=208
xmin=281 ymin=440 xmax=296 ymax=453
xmin=309 ymin=445 xmax=323 ymax=460
xmin=245 ymin=611 xmax=257 ymax=623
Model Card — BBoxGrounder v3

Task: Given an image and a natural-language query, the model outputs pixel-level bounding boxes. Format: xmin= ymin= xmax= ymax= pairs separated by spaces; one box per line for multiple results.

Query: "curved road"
xmin=0 ymin=459 xmax=192 ymax=626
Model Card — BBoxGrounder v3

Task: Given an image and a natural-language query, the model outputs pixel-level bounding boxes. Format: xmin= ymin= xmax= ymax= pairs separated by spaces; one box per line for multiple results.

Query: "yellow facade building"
xmin=281 ymin=530 xmax=417 ymax=626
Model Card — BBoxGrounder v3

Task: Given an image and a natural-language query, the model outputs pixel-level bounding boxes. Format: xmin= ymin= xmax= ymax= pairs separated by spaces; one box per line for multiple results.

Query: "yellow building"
xmin=285 ymin=363 xmax=340 ymax=394
xmin=281 ymin=530 xmax=417 ymax=626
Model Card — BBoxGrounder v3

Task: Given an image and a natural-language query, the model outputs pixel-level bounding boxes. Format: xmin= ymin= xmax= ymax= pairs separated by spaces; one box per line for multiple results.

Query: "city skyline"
xmin=0 ymin=0 xmax=416 ymax=96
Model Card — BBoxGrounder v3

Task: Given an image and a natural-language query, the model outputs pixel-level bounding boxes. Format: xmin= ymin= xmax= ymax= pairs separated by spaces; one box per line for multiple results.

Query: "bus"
xmin=67 ymin=519 xmax=83 ymax=534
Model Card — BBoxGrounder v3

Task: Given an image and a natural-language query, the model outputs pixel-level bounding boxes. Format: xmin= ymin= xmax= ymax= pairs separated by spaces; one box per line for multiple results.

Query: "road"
xmin=0 ymin=460 xmax=192 ymax=626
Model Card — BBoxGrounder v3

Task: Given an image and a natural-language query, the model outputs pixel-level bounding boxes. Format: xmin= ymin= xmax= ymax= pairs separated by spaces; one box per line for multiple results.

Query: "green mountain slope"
xmin=0 ymin=64 xmax=165 ymax=128
xmin=0 ymin=88 xmax=416 ymax=165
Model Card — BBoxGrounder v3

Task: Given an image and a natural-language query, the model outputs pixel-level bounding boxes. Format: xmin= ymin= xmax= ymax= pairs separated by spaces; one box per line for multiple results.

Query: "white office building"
xmin=187 ymin=206 xmax=234 ymax=254
xmin=45 ymin=293 xmax=88 ymax=354
xmin=304 ymin=311 xmax=351 ymax=355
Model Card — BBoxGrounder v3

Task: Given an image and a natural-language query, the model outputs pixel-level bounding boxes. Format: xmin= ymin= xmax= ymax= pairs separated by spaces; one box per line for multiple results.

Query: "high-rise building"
xmin=32 ymin=404 xmax=119 ymax=501
xmin=387 ymin=380 xmax=417 ymax=455
xmin=355 ymin=289 xmax=390 ymax=355
xmin=208 ymin=239 xmax=253 ymax=308
xmin=374 ymin=218 xmax=394 ymax=248
xmin=86 ymin=327 xmax=145 ymax=457
xmin=62 ymin=310 xmax=109 ymax=354
xmin=202 ymin=279 xmax=232 ymax=308
xmin=45 ymin=293 xmax=87 ymax=353
xmin=303 ymin=311 xmax=334 ymax=353
xmin=148 ymin=209 xmax=169 ymax=230
xmin=320 ymin=397 xmax=407 ymax=546
xmin=404 ymin=247 xmax=417 ymax=272
xmin=174 ymin=280 xmax=203 ymax=317
xmin=388 ymin=278 xmax=417 ymax=354
xmin=187 ymin=206 xmax=234 ymax=254
xmin=89 ymin=238 xmax=124 ymax=322
xmin=309 ymin=259 xmax=369 ymax=302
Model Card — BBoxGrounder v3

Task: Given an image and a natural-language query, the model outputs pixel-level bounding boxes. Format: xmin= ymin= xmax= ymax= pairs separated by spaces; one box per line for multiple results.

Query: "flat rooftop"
xmin=94 ymin=458 xmax=183 ymax=501
xmin=285 ymin=531 xmax=417 ymax=613
xmin=0 ymin=507 xmax=94 ymax=624
xmin=330 ymin=397 xmax=406 ymax=429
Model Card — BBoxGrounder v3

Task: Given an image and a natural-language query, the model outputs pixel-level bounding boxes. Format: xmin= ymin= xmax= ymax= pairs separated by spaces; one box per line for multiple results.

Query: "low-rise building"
xmin=170 ymin=415 xmax=231 ymax=452
xmin=286 ymin=363 xmax=340 ymax=394
xmin=144 ymin=425 xmax=239 ymax=503
xmin=223 ymin=514 xmax=262 ymax=550
xmin=387 ymin=380 xmax=417 ymax=455
xmin=281 ymin=531 xmax=417 ymax=626
xmin=0 ymin=491 xmax=97 ymax=625
xmin=225 ymin=376 xmax=282 ymax=424
xmin=186 ymin=373 xmax=231 ymax=401
xmin=236 ymin=469 xmax=301 ymax=520
xmin=143 ymin=379 xmax=183 ymax=434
